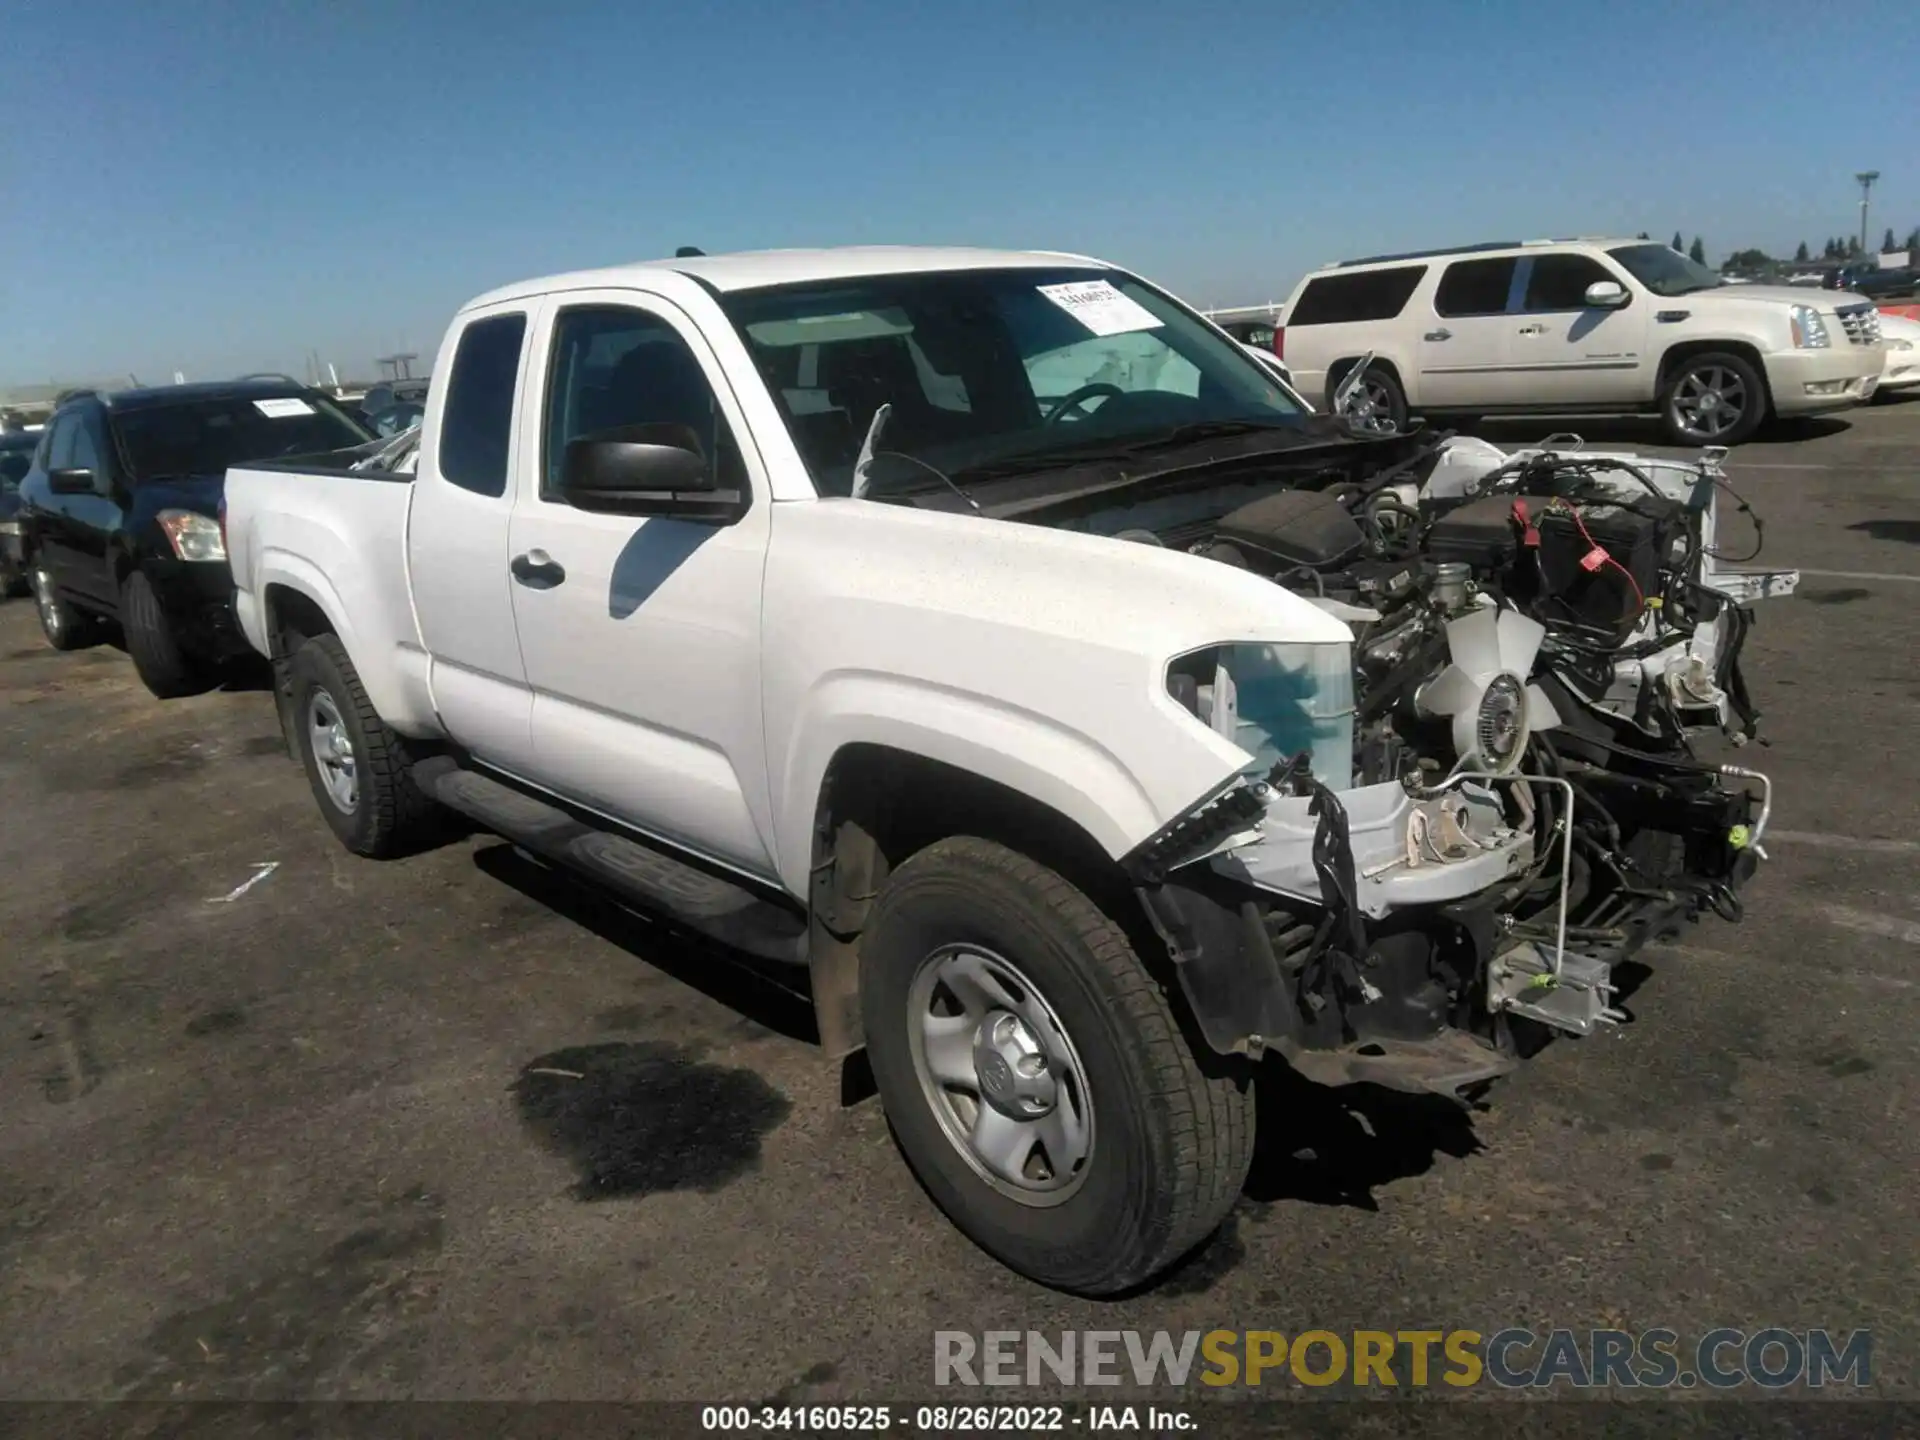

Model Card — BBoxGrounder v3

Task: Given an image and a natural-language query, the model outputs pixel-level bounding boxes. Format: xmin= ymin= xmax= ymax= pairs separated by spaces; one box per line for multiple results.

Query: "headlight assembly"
xmin=1167 ymin=641 xmax=1355 ymax=787
xmin=157 ymin=509 xmax=227 ymax=562
xmin=1789 ymin=305 xmax=1831 ymax=349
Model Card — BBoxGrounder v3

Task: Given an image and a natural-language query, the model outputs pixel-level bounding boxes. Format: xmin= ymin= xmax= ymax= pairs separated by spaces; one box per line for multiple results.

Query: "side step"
xmin=1281 ymin=1028 xmax=1518 ymax=1099
xmin=412 ymin=757 xmax=807 ymax=966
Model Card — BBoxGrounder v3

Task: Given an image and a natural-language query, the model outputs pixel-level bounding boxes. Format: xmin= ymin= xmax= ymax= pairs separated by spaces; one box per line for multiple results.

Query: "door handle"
xmin=1517 ymin=324 xmax=1547 ymax=336
xmin=1424 ymin=328 xmax=1452 ymax=341
xmin=510 ymin=549 xmax=566 ymax=588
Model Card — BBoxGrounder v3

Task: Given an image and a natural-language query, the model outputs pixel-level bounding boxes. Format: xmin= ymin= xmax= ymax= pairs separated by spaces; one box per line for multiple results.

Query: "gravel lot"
xmin=2 ymin=401 xmax=1916 ymax=1418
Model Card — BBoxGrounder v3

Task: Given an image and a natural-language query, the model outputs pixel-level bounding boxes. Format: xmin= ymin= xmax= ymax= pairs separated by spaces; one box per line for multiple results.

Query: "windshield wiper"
xmin=957 ymin=417 xmax=1311 ymax=481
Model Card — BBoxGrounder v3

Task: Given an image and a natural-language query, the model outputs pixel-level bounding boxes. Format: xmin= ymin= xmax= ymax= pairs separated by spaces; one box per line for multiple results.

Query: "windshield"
xmin=1607 ymin=243 xmax=1725 ymax=297
xmin=719 ymin=267 xmax=1307 ymax=496
xmin=111 ymin=394 xmax=372 ymax=481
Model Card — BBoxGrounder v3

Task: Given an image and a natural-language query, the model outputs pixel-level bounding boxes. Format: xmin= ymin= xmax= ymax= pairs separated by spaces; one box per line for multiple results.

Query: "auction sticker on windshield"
xmin=1038 ymin=280 xmax=1164 ymax=337
xmin=253 ymin=397 xmax=315 ymax=418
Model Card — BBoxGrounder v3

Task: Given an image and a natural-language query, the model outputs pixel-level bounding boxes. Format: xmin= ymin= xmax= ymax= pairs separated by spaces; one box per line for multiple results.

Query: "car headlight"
xmin=1167 ymin=641 xmax=1356 ymax=788
xmin=1790 ymin=305 xmax=1831 ymax=348
xmin=156 ymin=509 xmax=226 ymax=562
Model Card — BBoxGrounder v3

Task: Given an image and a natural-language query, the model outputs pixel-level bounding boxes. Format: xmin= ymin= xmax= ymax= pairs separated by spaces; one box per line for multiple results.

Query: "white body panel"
xmin=759 ymin=499 xmax=1347 ymax=898
xmin=226 ymin=467 xmax=440 ymax=736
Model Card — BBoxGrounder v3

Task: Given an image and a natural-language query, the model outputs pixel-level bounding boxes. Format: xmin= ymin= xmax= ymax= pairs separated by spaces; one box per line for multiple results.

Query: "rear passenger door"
xmin=406 ymin=304 xmax=540 ymax=773
xmin=1510 ymin=252 xmax=1648 ymax=404
xmin=1419 ymin=257 xmax=1520 ymax=408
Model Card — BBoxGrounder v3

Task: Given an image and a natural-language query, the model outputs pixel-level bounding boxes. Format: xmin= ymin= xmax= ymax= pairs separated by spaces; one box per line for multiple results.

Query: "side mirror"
xmin=1584 ymin=280 xmax=1630 ymax=309
xmin=48 ymin=466 xmax=97 ymax=495
xmin=557 ymin=423 xmax=745 ymax=523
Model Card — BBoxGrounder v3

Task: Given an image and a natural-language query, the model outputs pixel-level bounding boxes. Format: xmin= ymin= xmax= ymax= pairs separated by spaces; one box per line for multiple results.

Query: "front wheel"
xmin=860 ymin=837 xmax=1254 ymax=1295
xmin=122 ymin=570 xmax=216 ymax=698
xmin=1661 ymin=352 xmax=1767 ymax=445
xmin=288 ymin=633 xmax=436 ymax=857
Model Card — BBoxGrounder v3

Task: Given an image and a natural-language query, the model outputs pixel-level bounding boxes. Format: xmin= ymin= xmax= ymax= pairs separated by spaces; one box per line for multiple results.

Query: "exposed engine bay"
xmin=1039 ymin=428 xmax=1797 ymax=1090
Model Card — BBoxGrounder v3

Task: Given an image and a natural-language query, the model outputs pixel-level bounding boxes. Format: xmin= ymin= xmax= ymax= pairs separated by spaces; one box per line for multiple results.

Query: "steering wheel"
xmin=1043 ymin=382 xmax=1125 ymax=425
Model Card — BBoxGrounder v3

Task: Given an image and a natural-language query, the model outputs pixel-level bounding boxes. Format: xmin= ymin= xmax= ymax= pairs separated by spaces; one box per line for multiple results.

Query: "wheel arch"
xmin=804 ymin=742 xmax=1146 ymax=1062
xmin=1656 ymin=338 xmax=1774 ymax=414
xmin=1325 ymin=352 xmax=1409 ymax=411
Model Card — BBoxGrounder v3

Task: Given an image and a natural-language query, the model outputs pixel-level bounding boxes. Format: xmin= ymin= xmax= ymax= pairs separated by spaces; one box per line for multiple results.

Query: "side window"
xmin=1287 ymin=266 xmax=1427 ymax=326
xmin=1522 ymin=253 xmax=1619 ymax=312
xmin=437 ymin=312 xmax=527 ymax=497
xmin=541 ymin=306 xmax=746 ymax=500
xmin=45 ymin=415 xmax=78 ymax=470
xmin=1434 ymin=258 xmax=1519 ymax=318
xmin=69 ymin=416 xmax=103 ymax=474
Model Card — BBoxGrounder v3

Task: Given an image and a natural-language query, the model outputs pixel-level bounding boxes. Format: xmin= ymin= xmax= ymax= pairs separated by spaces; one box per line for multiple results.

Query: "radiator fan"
xmin=1416 ymin=607 xmax=1561 ymax=774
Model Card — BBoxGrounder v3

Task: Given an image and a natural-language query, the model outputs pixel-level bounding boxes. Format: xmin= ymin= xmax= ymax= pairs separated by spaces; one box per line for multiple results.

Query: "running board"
xmin=411 ymin=757 xmax=807 ymax=966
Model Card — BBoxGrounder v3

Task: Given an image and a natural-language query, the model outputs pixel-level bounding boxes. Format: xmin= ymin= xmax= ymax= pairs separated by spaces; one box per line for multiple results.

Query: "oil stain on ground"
xmin=513 ymin=1041 xmax=791 ymax=1201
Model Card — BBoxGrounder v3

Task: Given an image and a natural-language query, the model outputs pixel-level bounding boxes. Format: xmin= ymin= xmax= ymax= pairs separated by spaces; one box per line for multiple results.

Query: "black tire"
xmin=288 ymin=633 xmax=435 ymax=857
xmin=1660 ymin=351 xmax=1767 ymax=445
xmin=860 ymin=836 xmax=1254 ymax=1295
xmin=29 ymin=563 xmax=95 ymax=651
xmin=121 ymin=569 xmax=216 ymax=698
xmin=1332 ymin=362 xmax=1408 ymax=435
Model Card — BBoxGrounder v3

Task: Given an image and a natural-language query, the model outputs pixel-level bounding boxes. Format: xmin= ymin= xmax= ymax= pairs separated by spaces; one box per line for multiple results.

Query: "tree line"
xmin=1650 ymin=227 xmax=1920 ymax=273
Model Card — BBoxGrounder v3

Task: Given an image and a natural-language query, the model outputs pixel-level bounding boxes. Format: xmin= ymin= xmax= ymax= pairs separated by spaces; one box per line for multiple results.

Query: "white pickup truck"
xmin=225 ymin=246 xmax=1777 ymax=1293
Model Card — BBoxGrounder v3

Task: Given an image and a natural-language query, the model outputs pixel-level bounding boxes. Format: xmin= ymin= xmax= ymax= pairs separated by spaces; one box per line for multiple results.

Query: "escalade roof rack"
xmin=1335 ymin=241 xmax=1520 ymax=268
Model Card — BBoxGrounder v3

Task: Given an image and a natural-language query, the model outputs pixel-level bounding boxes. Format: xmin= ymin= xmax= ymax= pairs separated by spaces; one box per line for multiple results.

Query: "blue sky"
xmin=5 ymin=0 xmax=1916 ymax=385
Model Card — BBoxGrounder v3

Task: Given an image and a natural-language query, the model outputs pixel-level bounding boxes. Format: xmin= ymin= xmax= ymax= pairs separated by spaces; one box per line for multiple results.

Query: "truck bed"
xmin=224 ymin=450 xmax=435 ymax=734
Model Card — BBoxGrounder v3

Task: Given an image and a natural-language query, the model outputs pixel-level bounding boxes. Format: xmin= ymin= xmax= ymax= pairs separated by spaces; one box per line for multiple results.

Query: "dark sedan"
xmin=16 ymin=381 xmax=371 ymax=696
xmin=0 ymin=430 xmax=38 ymax=594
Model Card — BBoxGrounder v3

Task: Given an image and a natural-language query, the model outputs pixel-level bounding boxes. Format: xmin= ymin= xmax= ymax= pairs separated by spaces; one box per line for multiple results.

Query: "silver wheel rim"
xmin=306 ymin=689 xmax=358 ymax=813
xmin=1342 ymin=378 xmax=1399 ymax=434
xmin=1673 ymin=365 xmax=1748 ymax=439
xmin=907 ymin=944 xmax=1094 ymax=1207
xmin=33 ymin=568 xmax=60 ymax=638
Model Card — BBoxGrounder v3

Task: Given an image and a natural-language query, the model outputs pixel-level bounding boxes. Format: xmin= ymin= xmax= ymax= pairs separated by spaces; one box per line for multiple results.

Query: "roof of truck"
xmin=464 ymin=246 xmax=1110 ymax=309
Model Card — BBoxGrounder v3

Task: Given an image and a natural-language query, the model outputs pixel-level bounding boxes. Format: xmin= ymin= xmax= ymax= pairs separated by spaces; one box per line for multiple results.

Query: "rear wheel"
xmin=31 ymin=565 xmax=94 ymax=651
xmin=121 ymin=570 xmax=216 ymax=698
xmin=1334 ymin=363 xmax=1408 ymax=434
xmin=288 ymin=633 xmax=436 ymax=857
xmin=860 ymin=836 xmax=1254 ymax=1295
xmin=1661 ymin=352 xmax=1766 ymax=445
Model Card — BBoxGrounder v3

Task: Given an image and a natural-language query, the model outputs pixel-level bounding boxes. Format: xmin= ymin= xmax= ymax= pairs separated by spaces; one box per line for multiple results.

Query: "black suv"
xmin=17 ymin=380 xmax=371 ymax=696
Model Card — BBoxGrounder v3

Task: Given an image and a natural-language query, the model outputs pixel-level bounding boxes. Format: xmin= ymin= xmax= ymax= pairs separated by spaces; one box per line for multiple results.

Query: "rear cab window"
xmin=1434 ymin=258 xmax=1520 ymax=318
xmin=1288 ymin=266 xmax=1427 ymax=326
xmin=437 ymin=312 xmax=529 ymax=497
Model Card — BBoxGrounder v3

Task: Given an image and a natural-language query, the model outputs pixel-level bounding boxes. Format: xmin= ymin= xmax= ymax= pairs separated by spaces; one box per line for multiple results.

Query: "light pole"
xmin=1856 ymin=170 xmax=1880 ymax=256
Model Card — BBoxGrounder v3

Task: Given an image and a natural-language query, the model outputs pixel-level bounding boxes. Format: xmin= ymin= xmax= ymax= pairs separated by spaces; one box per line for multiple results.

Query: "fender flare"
xmin=774 ymin=671 xmax=1170 ymax=900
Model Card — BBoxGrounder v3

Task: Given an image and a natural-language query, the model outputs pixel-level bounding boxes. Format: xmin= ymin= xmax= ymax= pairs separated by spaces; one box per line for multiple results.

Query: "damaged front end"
xmin=1118 ymin=441 xmax=1784 ymax=1099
